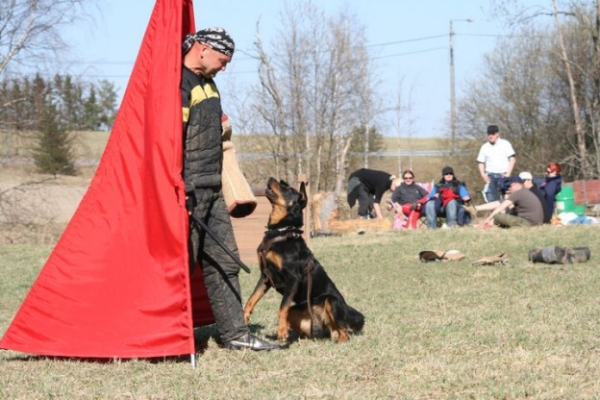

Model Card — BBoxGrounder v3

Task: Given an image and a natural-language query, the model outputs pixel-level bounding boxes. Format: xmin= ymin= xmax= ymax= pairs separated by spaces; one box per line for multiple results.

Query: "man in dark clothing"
xmin=347 ymin=168 xmax=397 ymax=219
xmin=519 ymin=172 xmax=551 ymax=224
xmin=480 ymin=176 xmax=544 ymax=228
xmin=182 ymin=28 xmax=280 ymax=351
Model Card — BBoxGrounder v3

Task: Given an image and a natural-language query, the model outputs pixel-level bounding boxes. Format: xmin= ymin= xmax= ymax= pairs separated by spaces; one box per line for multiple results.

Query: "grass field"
xmin=2 ymin=225 xmax=600 ymax=399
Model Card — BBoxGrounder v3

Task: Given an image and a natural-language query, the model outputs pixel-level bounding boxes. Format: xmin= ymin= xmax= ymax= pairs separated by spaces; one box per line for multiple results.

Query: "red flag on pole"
xmin=1 ymin=0 xmax=214 ymax=358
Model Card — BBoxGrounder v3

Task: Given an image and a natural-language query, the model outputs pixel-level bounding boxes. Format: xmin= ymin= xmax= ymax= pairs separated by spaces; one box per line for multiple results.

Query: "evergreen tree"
xmin=82 ymin=84 xmax=100 ymax=130
xmin=32 ymin=101 xmax=76 ymax=176
xmin=347 ymin=124 xmax=384 ymax=172
xmin=97 ymin=79 xmax=118 ymax=129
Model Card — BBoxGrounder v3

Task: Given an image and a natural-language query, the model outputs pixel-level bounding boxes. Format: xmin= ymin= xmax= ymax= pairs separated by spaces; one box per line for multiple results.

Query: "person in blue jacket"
xmin=424 ymin=166 xmax=472 ymax=229
xmin=539 ymin=162 xmax=562 ymax=215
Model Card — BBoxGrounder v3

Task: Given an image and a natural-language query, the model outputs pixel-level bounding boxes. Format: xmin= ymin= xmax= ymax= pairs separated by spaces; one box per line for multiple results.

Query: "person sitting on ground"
xmin=466 ymin=171 xmax=551 ymax=224
xmin=519 ymin=171 xmax=551 ymax=224
xmin=539 ymin=162 xmax=562 ymax=215
xmin=424 ymin=166 xmax=472 ymax=229
xmin=388 ymin=170 xmax=429 ymax=229
xmin=479 ymin=176 xmax=544 ymax=228
xmin=347 ymin=168 xmax=397 ymax=219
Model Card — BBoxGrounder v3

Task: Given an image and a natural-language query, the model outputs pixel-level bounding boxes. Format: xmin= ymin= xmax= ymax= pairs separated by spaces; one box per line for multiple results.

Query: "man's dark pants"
xmin=356 ymin=184 xmax=374 ymax=218
xmin=189 ymin=186 xmax=248 ymax=343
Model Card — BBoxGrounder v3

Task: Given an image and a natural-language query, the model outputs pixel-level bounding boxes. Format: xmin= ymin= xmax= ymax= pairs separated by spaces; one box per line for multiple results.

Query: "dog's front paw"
xmin=277 ymin=325 xmax=289 ymax=342
xmin=243 ymin=310 xmax=252 ymax=324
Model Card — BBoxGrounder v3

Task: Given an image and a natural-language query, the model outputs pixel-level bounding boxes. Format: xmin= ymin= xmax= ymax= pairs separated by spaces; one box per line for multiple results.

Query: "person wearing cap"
xmin=181 ymin=28 xmax=281 ymax=351
xmin=480 ymin=176 xmax=544 ymax=228
xmin=424 ymin=166 xmax=472 ymax=229
xmin=467 ymin=171 xmax=550 ymax=224
xmin=476 ymin=125 xmax=516 ymax=202
xmin=519 ymin=171 xmax=551 ymax=224
xmin=347 ymin=168 xmax=398 ymax=219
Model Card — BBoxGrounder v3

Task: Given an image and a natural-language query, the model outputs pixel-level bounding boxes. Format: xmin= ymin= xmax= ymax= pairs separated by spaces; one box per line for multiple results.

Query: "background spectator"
xmin=389 ymin=170 xmax=429 ymax=229
xmin=476 ymin=125 xmax=516 ymax=202
xmin=519 ymin=171 xmax=551 ymax=224
xmin=425 ymin=166 xmax=471 ymax=229
xmin=479 ymin=176 xmax=544 ymax=228
xmin=539 ymin=162 xmax=562 ymax=215
xmin=347 ymin=168 xmax=397 ymax=219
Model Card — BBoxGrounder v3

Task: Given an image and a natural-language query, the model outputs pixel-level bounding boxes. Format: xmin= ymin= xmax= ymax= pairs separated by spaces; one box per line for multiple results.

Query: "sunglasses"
xmin=444 ymin=173 xmax=454 ymax=176
xmin=403 ymin=176 xmax=413 ymax=180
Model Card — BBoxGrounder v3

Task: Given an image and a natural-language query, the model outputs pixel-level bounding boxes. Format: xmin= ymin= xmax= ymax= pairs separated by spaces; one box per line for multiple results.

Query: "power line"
xmin=372 ymin=46 xmax=446 ymax=60
xmin=75 ymin=32 xmax=479 ymax=67
xmin=42 ymin=31 xmax=509 ymax=79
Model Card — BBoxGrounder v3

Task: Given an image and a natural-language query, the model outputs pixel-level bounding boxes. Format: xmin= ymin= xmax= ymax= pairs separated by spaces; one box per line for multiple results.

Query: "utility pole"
xmin=449 ymin=18 xmax=472 ymax=155
xmin=364 ymin=124 xmax=369 ymax=168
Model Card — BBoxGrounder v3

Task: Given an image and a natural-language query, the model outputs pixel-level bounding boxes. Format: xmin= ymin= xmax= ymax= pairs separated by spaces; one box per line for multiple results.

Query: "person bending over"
xmin=347 ymin=168 xmax=397 ymax=219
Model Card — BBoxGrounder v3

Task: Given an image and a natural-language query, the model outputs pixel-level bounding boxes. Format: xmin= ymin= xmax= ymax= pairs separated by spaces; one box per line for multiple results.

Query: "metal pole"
xmin=364 ymin=124 xmax=369 ymax=168
xmin=449 ymin=19 xmax=473 ymax=156
xmin=449 ymin=20 xmax=456 ymax=155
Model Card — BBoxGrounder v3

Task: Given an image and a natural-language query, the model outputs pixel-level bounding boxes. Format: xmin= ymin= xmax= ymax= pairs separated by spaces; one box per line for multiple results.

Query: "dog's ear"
xmin=298 ymin=181 xmax=308 ymax=208
xmin=279 ymin=179 xmax=289 ymax=188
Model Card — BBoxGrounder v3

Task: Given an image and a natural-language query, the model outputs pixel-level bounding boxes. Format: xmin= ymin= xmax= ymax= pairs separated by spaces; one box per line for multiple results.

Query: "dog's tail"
xmin=346 ymin=305 xmax=365 ymax=333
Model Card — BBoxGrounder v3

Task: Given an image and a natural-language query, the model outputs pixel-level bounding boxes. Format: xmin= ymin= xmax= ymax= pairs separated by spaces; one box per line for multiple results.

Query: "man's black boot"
xmin=225 ymin=333 xmax=284 ymax=351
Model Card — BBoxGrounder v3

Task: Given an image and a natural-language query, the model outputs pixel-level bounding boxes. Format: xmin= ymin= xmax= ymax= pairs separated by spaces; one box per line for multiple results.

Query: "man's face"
xmin=443 ymin=172 xmax=454 ymax=182
xmin=509 ymin=182 xmax=522 ymax=192
xmin=487 ymin=132 xmax=499 ymax=144
xmin=196 ymin=44 xmax=232 ymax=78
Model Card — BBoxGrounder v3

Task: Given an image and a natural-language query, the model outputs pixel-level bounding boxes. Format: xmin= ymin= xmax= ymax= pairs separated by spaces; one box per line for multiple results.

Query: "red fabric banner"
xmin=0 ymin=0 xmax=214 ymax=358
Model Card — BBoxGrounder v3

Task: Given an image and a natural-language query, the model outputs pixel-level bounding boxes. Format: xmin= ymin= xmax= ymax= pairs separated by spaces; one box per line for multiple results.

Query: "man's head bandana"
xmin=182 ymin=27 xmax=235 ymax=57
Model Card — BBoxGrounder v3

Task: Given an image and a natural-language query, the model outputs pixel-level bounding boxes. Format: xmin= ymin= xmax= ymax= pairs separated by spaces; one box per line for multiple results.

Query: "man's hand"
xmin=185 ymin=191 xmax=197 ymax=215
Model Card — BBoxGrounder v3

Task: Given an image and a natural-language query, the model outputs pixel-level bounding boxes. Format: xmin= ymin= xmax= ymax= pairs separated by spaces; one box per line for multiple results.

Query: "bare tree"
xmin=246 ymin=0 xmax=378 ymax=193
xmin=458 ymin=1 xmax=600 ymax=180
xmin=552 ymin=0 xmax=587 ymax=177
xmin=0 ymin=0 xmax=96 ymax=77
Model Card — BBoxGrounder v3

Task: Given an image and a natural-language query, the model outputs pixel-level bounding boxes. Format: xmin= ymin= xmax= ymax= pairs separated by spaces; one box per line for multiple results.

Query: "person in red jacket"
xmin=424 ymin=166 xmax=471 ymax=229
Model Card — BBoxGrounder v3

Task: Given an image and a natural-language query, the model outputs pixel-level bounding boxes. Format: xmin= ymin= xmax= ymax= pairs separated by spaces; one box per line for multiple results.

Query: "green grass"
xmin=2 ymin=225 xmax=600 ymax=399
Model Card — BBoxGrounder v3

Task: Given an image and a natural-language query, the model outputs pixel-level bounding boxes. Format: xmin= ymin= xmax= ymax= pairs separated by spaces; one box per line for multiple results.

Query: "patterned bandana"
xmin=182 ymin=27 xmax=235 ymax=57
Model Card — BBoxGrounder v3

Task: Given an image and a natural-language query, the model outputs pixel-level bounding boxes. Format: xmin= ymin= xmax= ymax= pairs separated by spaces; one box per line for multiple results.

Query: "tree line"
xmin=0 ymin=74 xmax=117 ymax=133
xmin=0 ymin=74 xmax=117 ymax=175
xmin=3 ymin=0 xmax=600 ymax=188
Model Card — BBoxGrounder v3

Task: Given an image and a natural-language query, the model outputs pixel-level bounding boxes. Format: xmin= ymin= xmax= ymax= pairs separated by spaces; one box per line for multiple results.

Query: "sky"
xmin=61 ymin=0 xmax=550 ymax=138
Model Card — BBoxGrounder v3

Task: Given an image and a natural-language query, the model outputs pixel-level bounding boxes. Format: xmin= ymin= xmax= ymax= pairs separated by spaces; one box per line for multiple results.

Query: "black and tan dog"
xmin=243 ymin=178 xmax=364 ymax=342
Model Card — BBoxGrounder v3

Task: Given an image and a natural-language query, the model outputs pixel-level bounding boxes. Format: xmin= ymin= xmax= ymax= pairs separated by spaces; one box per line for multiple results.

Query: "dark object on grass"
xmin=528 ymin=246 xmax=591 ymax=264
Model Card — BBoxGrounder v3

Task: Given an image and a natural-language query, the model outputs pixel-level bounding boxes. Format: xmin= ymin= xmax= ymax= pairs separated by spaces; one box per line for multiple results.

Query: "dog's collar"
xmin=265 ymin=226 xmax=303 ymax=235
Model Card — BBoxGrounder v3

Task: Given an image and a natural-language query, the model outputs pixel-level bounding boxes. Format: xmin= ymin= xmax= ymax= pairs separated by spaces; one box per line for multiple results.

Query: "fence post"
xmin=298 ymin=173 xmax=310 ymax=246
